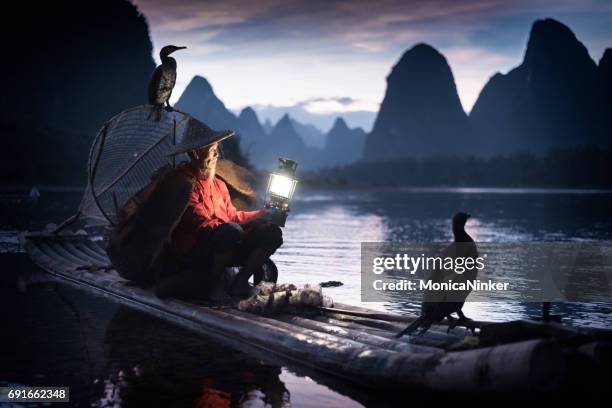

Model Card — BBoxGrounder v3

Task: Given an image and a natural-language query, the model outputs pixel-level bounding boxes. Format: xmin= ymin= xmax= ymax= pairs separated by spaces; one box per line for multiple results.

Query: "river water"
xmin=1 ymin=187 xmax=611 ymax=407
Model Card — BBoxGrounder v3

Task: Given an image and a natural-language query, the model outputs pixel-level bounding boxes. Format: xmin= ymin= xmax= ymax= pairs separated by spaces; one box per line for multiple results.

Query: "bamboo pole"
xmin=276 ymin=314 xmax=444 ymax=354
xmin=312 ymin=315 xmax=464 ymax=349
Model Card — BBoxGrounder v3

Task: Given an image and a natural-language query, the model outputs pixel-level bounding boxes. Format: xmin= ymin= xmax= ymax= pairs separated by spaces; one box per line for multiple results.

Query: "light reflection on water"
xmin=276 ymin=188 xmax=612 ymax=328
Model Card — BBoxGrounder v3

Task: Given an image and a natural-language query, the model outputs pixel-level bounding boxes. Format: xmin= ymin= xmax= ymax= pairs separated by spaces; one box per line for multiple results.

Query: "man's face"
xmin=194 ymin=142 xmax=218 ymax=179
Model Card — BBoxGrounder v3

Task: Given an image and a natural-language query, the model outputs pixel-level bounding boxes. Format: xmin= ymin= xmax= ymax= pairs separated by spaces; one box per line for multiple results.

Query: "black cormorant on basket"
xmin=148 ymin=45 xmax=186 ymax=120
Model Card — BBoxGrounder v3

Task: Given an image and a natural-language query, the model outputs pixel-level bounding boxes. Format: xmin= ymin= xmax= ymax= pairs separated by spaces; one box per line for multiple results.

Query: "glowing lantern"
xmin=266 ymin=158 xmax=298 ymax=226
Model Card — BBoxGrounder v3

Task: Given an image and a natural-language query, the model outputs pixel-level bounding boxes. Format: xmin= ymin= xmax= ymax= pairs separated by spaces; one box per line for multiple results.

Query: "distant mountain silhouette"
xmin=0 ymin=0 xmax=155 ymax=185
xmin=325 ymin=118 xmax=366 ymax=164
xmin=177 ymin=83 xmax=366 ymax=170
xmin=176 ymin=76 xmax=237 ymax=129
xmin=363 ymin=44 xmax=472 ymax=160
xmin=291 ymin=119 xmax=326 ymax=148
xmin=252 ymin=113 xmax=336 ymax=171
xmin=175 ymin=76 xmax=248 ymax=166
xmin=600 ymin=49 xmax=612 ymax=93
xmin=265 ymin=114 xmax=306 ymax=165
xmin=237 ymin=107 xmax=267 ymax=159
xmin=470 ymin=18 xmax=610 ymax=154
xmin=599 ymin=49 xmax=612 ymax=133
xmin=263 ymin=118 xmax=274 ymax=135
xmin=252 ymin=104 xmax=376 ymax=133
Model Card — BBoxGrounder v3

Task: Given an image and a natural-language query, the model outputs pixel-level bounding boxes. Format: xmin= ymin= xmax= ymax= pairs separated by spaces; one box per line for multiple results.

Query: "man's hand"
xmin=265 ymin=206 xmax=290 ymax=227
xmin=240 ymin=213 xmax=270 ymax=230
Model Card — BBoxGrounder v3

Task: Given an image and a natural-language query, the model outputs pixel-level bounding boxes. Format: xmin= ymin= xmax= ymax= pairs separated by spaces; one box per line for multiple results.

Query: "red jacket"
xmin=171 ymin=167 xmax=262 ymax=256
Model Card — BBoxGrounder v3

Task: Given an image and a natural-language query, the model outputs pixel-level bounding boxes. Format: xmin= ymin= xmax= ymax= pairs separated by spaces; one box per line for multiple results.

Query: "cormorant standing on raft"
xmin=148 ymin=45 xmax=186 ymax=121
xmin=396 ymin=212 xmax=479 ymax=337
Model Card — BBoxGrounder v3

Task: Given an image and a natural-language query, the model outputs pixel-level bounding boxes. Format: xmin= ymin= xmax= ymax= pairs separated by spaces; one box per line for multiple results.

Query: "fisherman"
xmin=106 ymin=117 xmax=283 ymax=301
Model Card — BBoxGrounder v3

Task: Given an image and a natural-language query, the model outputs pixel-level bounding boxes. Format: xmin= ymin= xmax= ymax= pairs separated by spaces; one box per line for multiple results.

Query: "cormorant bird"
xmin=148 ymin=45 xmax=186 ymax=120
xmin=396 ymin=212 xmax=478 ymax=337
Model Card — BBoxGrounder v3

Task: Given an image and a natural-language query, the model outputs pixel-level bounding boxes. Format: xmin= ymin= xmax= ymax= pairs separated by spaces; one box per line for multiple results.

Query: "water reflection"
xmin=0 ymin=254 xmax=366 ymax=407
xmin=275 ymin=204 xmax=386 ymax=305
xmin=277 ymin=189 xmax=612 ymax=327
xmin=94 ymin=306 xmax=291 ymax=407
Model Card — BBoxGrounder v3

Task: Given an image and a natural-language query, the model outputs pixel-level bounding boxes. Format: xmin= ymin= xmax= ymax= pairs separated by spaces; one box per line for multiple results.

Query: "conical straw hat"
xmin=166 ymin=117 xmax=234 ymax=156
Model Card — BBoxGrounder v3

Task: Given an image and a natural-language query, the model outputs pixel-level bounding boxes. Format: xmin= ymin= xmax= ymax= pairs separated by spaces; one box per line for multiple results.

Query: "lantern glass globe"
xmin=268 ymin=173 xmax=297 ymax=200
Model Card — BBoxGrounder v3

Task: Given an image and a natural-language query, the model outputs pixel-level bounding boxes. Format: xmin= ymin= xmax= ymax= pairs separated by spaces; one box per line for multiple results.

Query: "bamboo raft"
xmin=20 ymin=231 xmax=612 ymax=395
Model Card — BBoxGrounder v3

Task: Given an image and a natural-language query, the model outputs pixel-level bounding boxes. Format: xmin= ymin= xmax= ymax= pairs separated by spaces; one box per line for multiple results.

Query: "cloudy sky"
xmin=133 ymin=0 xmax=612 ymax=121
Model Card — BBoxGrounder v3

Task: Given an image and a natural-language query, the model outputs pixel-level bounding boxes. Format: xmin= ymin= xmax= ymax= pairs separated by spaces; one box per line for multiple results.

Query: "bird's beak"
xmin=177 ymin=46 xmax=187 ymax=50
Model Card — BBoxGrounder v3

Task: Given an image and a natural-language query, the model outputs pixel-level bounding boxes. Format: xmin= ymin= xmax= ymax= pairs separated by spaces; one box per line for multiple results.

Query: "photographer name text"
xmin=370 ymin=253 xmax=510 ymax=292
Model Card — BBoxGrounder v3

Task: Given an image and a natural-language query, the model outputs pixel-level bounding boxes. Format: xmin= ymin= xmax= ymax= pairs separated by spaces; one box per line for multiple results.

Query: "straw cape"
xmin=166 ymin=117 xmax=234 ymax=156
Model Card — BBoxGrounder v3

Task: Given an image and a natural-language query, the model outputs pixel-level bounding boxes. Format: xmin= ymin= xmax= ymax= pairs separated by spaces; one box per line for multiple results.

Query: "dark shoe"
xmin=229 ymin=285 xmax=255 ymax=300
xmin=207 ymin=288 xmax=233 ymax=305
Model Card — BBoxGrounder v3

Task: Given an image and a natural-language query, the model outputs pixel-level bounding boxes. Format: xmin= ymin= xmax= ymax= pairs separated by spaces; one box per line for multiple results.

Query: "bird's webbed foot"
xmin=410 ymin=319 xmax=433 ymax=337
xmin=395 ymin=317 xmax=432 ymax=338
xmin=460 ymin=317 xmax=478 ymax=335
xmin=414 ymin=323 xmax=432 ymax=337
xmin=449 ymin=314 xmax=477 ymax=334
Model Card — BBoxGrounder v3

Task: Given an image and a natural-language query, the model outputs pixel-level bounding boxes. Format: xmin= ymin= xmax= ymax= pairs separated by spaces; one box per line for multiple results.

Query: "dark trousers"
xmin=184 ymin=222 xmax=282 ymax=268
xmin=155 ymin=222 xmax=282 ymax=299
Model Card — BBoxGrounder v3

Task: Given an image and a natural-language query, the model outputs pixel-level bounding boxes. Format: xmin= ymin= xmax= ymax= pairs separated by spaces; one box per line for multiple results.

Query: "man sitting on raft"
xmin=106 ymin=117 xmax=283 ymax=300
xmin=165 ymin=121 xmax=283 ymax=299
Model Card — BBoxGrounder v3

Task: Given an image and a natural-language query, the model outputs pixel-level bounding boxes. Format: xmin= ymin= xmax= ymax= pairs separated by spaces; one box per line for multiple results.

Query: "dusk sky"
xmin=133 ymin=0 xmax=612 ymax=125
